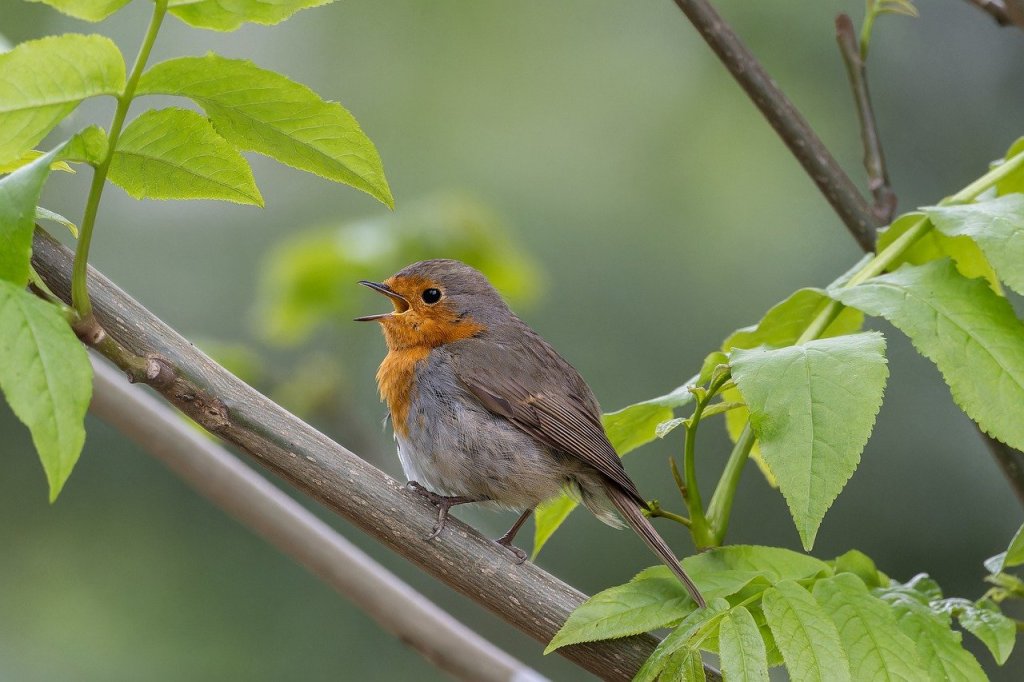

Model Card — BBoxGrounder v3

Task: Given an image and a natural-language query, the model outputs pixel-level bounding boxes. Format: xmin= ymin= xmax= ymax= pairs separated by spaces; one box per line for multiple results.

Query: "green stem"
xmin=705 ymin=146 xmax=1024 ymax=546
xmin=71 ymin=0 xmax=168 ymax=319
xmin=646 ymin=502 xmax=691 ymax=528
xmin=683 ymin=405 xmax=712 ymax=546
xmin=706 ymin=424 xmax=756 ymax=543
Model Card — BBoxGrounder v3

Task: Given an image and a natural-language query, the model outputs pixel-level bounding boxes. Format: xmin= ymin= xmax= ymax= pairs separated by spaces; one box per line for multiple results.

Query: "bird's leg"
xmin=495 ymin=508 xmax=533 ymax=564
xmin=406 ymin=481 xmax=483 ymax=540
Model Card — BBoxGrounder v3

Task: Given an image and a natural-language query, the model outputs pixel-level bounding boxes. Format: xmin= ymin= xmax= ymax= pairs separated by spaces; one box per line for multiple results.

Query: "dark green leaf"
xmin=0 ymin=281 xmax=92 ymax=501
xmin=832 ymin=259 xmax=1024 ymax=452
xmin=634 ymin=599 xmax=727 ymax=682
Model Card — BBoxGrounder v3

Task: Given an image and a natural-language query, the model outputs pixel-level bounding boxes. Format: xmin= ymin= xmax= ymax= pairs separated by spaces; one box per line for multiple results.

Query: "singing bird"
xmin=356 ymin=259 xmax=705 ymax=606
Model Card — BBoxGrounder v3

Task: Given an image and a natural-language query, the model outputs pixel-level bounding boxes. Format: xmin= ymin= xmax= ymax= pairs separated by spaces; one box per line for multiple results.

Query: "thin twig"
xmin=963 ymin=0 xmax=1023 ymax=27
xmin=32 ymin=230 xmax=722 ymax=682
xmin=835 ymin=14 xmax=897 ymax=225
xmin=669 ymin=0 xmax=878 ymax=251
xmin=88 ymin=354 xmax=546 ymax=682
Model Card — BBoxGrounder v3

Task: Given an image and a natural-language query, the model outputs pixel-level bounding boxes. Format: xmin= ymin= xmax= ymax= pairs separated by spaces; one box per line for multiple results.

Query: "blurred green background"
xmin=2 ymin=0 xmax=1024 ymax=679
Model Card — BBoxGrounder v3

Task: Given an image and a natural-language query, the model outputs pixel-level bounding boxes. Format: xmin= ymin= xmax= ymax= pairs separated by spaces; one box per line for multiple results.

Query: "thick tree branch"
xmin=88 ymin=354 xmax=545 ymax=682
xmin=33 ymin=230 xmax=721 ymax=681
xmin=670 ymin=0 xmax=878 ymax=251
xmin=835 ymin=14 xmax=897 ymax=225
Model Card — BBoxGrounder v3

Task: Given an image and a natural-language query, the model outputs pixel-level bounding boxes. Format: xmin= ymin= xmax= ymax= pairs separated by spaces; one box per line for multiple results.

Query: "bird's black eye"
xmin=421 ymin=288 xmax=442 ymax=304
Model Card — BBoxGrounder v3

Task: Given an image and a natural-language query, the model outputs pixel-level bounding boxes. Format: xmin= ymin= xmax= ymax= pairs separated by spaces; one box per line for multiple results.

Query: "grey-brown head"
xmin=355 ymin=259 xmax=512 ymax=350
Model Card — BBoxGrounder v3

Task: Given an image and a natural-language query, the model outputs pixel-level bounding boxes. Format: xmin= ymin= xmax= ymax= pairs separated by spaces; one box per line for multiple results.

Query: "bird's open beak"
xmin=354 ymin=280 xmax=411 ymax=321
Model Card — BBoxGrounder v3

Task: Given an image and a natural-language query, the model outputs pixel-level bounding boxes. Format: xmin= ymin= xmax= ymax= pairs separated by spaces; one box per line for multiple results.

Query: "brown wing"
xmin=454 ymin=327 xmax=647 ymax=507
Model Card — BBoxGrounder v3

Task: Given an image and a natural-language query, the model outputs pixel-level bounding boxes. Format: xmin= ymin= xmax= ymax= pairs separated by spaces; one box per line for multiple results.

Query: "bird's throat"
xmin=376 ymin=346 xmax=431 ymax=437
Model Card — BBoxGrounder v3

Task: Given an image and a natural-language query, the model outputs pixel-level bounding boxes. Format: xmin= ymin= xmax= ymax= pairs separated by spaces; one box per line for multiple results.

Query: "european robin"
xmin=356 ymin=259 xmax=705 ymax=607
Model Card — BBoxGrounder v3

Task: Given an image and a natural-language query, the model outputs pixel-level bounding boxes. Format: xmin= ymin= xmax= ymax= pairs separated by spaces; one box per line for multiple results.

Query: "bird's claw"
xmin=497 ymin=540 xmax=528 ymax=565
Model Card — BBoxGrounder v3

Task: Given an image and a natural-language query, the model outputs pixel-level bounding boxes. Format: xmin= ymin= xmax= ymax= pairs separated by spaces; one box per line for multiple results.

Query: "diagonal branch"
xmin=32 ymin=229 xmax=721 ymax=681
xmin=670 ymin=0 xmax=878 ymax=251
xmin=87 ymin=353 xmax=545 ymax=682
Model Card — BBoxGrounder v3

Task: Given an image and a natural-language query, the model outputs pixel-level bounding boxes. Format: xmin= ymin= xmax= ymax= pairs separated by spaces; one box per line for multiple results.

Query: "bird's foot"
xmin=495 ymin=537 xmax=528 ymax=565
xmin=406 ymin=481 xmax=479 ymax=541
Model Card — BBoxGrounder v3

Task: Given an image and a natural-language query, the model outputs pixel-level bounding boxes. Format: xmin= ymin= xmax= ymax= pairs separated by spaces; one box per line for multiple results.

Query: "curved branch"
xmin=32 ymin=230 xmax=721 ymax=681
xmin=88 ymin=354 xmax=544 ymax=682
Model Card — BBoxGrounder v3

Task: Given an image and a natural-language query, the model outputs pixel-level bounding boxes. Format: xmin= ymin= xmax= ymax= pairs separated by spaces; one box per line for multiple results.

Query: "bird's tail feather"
xmin=606 ymin=486 xmax=707 ymax=608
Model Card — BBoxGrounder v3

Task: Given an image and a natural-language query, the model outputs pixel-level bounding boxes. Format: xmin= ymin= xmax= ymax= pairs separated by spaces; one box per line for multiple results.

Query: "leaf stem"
xmin=705 ymin=424 xmax=756 ymax=543
xmin=71 ymin=0 xmax=168 ymax=320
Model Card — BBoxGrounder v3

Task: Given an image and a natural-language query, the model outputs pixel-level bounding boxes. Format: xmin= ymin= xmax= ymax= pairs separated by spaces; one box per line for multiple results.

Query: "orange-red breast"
xmin=356 ymin=259 xmax=705 ymax=606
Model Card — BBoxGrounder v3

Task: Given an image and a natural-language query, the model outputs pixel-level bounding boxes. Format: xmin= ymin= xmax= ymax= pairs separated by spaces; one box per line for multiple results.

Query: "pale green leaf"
xmin=1004 ymin=522 xmax=1024 ymax=569
xmin=0 ymin=34 xmax=124 ymax=165
xmin=933 ymin=598 xmax=1016 ymax=665
xmin=812 ymin=574 xmax=927 ymax=681
xmin=0 ymin=128 xmax=107 ymax=285
xmin=722 ymin=288 xmax=864 ymax=485
xmin=634 ymin=599 xmax=727 ymax=682
xmin=763 ymin=581 xmax=851 ymax=682
xmin=0 ymin=150 xmax=75 ymax=174
xmin=875 ymin=581 xmax=987 ymax=681
xmin=996 ymin=137 xmax=1024 ymax=196
xmin=877 ymin=212 xmax=1002 ymax=294
xmin=531 ymin=495 xmax=578 ymax=560
xmin=136 ymin=54 xmax=390 ymax=206
xmin=35 ymin=207 xmax=78 ymax=237
xmin=832 ymin=259 xmax=1024 ymax=452
xmin=718 ymin=606 xmax=769 ymax=682
xmin=0 ymin=147 xmax=63 ymax=285
xmin=926 ymin=195 xmax=1024 ymax=295
xmin=832 ymin=549 xmax=883 ymax=588
xmin=0 ymin=280 xmax=92 ymax=501
xmin=25 ymin=0 xmax=132 ymax=21
xmin=167 ymin=0 xmax=334 ymax=31
xmin=681 ymin=544 xmax=830 ymax=583
xmin=108 ymin=108 xmax=263 ymax=205
xmin=730 ymin=333 xmax=889 ymax=549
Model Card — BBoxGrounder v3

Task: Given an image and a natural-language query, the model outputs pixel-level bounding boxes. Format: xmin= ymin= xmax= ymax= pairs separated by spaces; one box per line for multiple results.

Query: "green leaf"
xmin=877 ymin=212 xmax=1002 ymax=294
xmin=721 ymin=288 xmax=864 ymax=485
xmin=108 ymin=108 xmax=263 ymax=205
xmin=1004 ymin=522 xmax=1024 ymax=569
xmin=763 ymin=581 xmax=851 ymax=682
xmin=875 ymin=580 xmax=987 ymax=681
xmin=729 ymin=333 xmax=889 ymax=549
xmin=35 ymin=207 xmax=78 ymax=237
xmin=832 ymin=549 xmax=883 ymax=589
xmin=167 ymin=0 xmax=335 ymax=31
xmin=926 ymin=195 xmax=1024 ymax=295
xmin=0 ymin=147 xmax=63 ymax=286
xmin=660 ymin=647 xmax=706 ymax=681
xmin=544 ymin=569 xmax=698 ymax=653
xmin=0 ymin=128 xmax=107 ymax=285
xmin=25 ymin=0 xmax=132 ymax=21
xmin=0 ymin=150 xmax=75 ymax=175
xmin=0 ymin=280 xmax=92 ymax=501
xmin=136 ymin=54 xmax=391 ymax=206
xmin=996 ymin=137 xmax=1024 ymax=196
xmin=832 ymin=259 xmax=1024 ymax=452
xmin=812 ymin=574 xmax=926 ymax=681
xmin=634 ymin=599 xmax=728 ymax=682
xmin=933 ymin=598 xmax=1016 ymax=665
xmin=533 ymin=377 xmax=698 ymax=557
xmin=0 ymin=34 xmax=124 ymax=165
xmin=718 ymin=606 xmax=769 ymax=682
xmin=683 ymin=545 xmax=831 ymax=583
